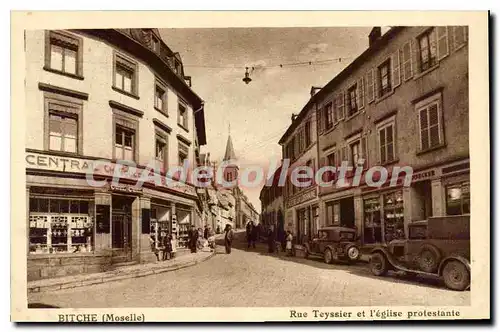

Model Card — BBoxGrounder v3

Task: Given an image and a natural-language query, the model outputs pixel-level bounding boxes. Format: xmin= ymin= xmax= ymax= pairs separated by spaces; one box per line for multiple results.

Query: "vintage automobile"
xmin=369 ymin=215 xmax=470 ymax=291
xmin=304 ymin=226 xmax=361 ymax=264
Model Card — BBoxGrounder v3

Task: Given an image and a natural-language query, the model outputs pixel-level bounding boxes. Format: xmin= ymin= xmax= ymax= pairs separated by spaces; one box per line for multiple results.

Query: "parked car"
xmin=304 ymin=226 xmax=361 ymax=264
xmin=369 ymin=215 xmax=470 ymax=291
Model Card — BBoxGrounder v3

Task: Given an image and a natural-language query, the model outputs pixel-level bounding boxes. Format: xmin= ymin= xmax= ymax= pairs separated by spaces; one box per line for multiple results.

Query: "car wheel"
xmin=346 ymin=245 xmax=360 ymax=261
xmin=442 ymin=260 xmax=470 ymax=291
xmin=324 ymin=249 xmax=333 ymax=264
xmin=370 ymin=252 xmax=389 ymax=276
xmin=418 ymin=244 xmax=442 ymax=273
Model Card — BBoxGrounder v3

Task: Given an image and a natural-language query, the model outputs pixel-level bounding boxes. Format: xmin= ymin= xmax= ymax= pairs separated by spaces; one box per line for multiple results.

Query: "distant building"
xmin=259 ymin=165 xmax=285 ymax=237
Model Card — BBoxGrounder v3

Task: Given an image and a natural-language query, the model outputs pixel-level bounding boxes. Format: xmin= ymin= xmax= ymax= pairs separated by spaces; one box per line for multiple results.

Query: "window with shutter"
xmin=337 ymin=91 xmax=345 ymax=120
xmin=378 ymin=59 xmax=392 ymax=97
xmin=418 ymin=100 xmax=443 ymax=151
xmin=361 ymin=135 xmax=368 ymax=168
xmin=326 ymin=152 xmax=336 ymax=182
xmin=392 ymin=51 xmax=401 ymax=88
xmin=317 ymin=108 xmax=324 ymax=135
xmin=402 ymin=41 xmax=413 ymax=81
xmin=378 ymin=124 xmax=395 ymax=164
xmin=324 ymin=102 xmax=334 ymax=130
xmin=358 ymin=77 xmax=365 ymax=109
xmin=347 ymin=84 xmax=358 ymax=117
xmin=437 ymin=26 xmax=449 ymax=60
xmin=452 ymin=26 xmax=467 ymax=50
xmin=417 ymin=29 xmax=437 ymax=72
xmin=366 ymin=69 xmax=374 ymax=103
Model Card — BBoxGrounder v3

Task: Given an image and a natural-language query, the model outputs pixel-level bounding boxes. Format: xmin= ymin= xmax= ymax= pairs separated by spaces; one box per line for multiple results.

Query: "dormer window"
xmin=152 ymin=36 xmax=160 ymax=53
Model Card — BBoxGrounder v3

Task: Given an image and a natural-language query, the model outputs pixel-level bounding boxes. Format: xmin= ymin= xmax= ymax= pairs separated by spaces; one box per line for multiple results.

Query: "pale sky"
xmin=160 ymin=27 xmax=378 ymax=210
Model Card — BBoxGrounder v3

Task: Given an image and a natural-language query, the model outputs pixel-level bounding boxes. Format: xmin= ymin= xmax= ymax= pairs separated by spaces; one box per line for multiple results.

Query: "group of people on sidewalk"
xmin=245 ymin=222 xmax=261 ymax=249
xmin=266 ymin=225 xmax=294 ymax=256
xmin=149 ymin=231 xmax=177 ymax=262
xmin=188 ymin=224 xmax=216 ymax=253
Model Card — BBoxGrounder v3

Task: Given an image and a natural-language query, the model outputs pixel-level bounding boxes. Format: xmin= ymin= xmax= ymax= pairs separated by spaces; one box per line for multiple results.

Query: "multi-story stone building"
xmin=259 ymin=165 xmax=284 ymax=236
xmin=278 ymin=87 xmax=322 ymax=245
xmin=311 ymin=26 xmax=469 ymax=246
xmin=25 ymin=29 xmax=207 ymax=280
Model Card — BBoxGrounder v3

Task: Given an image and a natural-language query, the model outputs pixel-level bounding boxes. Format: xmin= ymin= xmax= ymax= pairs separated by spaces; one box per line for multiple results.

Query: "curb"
xmin=28 ymin=251 xmax=216 ymax=294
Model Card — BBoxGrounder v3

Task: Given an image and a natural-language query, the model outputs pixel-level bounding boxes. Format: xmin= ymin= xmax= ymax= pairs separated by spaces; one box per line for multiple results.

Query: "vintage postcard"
xmin=11 ymin=11 xmax=489 ymax=322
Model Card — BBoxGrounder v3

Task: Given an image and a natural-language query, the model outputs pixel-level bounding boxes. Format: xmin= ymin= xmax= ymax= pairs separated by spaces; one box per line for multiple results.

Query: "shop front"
xmin=357 ymin=158 xmax=470 ymax=247
xmin=285 ymin=187 xmax=319 ymax=245
xmin=26 ymin=150 xmax=198 ymax=280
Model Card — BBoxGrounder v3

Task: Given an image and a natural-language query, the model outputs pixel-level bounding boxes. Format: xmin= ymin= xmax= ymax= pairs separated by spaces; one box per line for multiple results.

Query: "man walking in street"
xmin=188 ymin=225 xmax=198 ymax=253
xmin=246 ymin=222 xmax=253 ymax=249
xmin=224 ymin=224 xmax=234 ymax=254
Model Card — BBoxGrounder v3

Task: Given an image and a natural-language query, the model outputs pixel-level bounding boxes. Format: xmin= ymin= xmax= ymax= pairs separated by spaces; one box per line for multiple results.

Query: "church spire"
xmin=223 ymin=123 xmax=237 ymax=161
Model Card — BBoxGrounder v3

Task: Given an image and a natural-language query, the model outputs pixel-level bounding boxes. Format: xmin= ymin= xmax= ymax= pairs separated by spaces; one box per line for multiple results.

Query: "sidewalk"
xmin=28 ymin=250 xmax=215 ymax=294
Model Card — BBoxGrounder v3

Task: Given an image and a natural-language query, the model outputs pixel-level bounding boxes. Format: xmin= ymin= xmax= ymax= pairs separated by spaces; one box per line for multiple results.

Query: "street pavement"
xmin=29 ymin=232 xmax=469 ymax=308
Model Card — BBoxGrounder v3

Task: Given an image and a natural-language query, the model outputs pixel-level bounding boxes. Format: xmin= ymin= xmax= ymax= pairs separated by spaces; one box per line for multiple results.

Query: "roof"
xmin=278 ymin=26 xmax=403 ymax=145
xmin=223 ymin=135 xmax=237 ymax=161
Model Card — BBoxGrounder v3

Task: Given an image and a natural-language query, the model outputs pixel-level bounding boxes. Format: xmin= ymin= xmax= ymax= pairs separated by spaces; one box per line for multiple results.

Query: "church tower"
xmin=222 ymin=124 xmax=239 ymax=186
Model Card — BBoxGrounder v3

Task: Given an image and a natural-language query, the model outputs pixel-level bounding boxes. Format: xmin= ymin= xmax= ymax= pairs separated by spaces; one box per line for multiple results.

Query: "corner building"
xmin=312 ymin=26 xmax=469 ymax=247
xmin=25 ymin=29 xmax=207 ymax=280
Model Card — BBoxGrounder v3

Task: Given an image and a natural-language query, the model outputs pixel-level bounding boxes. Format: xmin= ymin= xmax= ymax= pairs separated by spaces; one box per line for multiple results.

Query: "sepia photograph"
xmin=10 ymin=10 xmax=489 ymax=322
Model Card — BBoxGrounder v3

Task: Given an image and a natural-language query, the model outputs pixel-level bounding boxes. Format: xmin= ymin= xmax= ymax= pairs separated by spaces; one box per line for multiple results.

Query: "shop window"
xmin=177 ymin=208 xmax=192 ymax=249
xmin=378 ymin=122 xmax=396 ymax=164
xmin=418 ymin=28 xmax=437 ymax=72
xmin=446 ymin=182 xmax=470 ymax=215
xmin=363 ymin=197 xmax=382 ymax=244
xmin=115 ymin=125 xmax=135 ymax=161
xmin=383 ymin=191 xmax=405 ymax=242
xmin=150 ymin=205 xmax=172 ymax=250
xmin=325 ymin=201 xmax=341 ymax=226
xmin=113 ymin=53 xmax=138 ymax=96
xmin=178 ymin=102 xmax=188 ymax=130
xmin=378 ymin=59 xmax=392 ymax=97
xmin=44 ymin=30 xmax=83 ymax=77
xmin=417 ymin=95 xmax=443 ymax=151
xmin=29 ymin=197 xmax=94 ymax=254
xmin=347 ymin=83 xmax=358 ymax=116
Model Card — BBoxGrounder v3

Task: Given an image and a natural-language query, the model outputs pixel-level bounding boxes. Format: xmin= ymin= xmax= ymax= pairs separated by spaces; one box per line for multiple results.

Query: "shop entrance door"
xmin=111 ymin=196 xmax=133 ymax=262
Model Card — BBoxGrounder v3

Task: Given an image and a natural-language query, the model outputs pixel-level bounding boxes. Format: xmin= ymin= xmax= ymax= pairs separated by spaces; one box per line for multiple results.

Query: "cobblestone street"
xmin=29 ymin=235 xmax=470 ymax=308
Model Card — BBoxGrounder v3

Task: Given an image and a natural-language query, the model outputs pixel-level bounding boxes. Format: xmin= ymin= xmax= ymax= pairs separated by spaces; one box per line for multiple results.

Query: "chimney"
xmin=369 ymin=27 xmax=382 ymax=47
xmin=291 ymin=113 xmax=298 ymax=122
xmin=310 ymin=86 xmax=322 ymax=98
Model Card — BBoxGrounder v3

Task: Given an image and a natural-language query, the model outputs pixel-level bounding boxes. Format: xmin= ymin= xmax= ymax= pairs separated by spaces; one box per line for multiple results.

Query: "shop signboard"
xmin=287 ymin=188 xmax=317 ymax=208
xmin=25 ymin=152 xmax=197 ymax=197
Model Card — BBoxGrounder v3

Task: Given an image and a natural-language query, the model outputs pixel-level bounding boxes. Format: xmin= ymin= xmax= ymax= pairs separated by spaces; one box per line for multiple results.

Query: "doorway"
xmin=111 ymin=195 xmax=134 ymax=262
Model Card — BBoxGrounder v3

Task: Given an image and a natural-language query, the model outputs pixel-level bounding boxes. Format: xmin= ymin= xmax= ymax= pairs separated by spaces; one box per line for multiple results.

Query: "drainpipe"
xmin=314 ymin=101 xmax=322 ymax=229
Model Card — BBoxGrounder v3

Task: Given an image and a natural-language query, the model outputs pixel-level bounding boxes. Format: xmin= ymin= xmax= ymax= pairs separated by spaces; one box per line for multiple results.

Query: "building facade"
xmin=25 ymin=29 xmax=207 ymax=280
xmin=278 ymin=91 xmax=321 ymax=245
xmin=259 ymin=166 xmax=284 ymax=236
xmin=311 ymin=26 xmax=469 ymax=246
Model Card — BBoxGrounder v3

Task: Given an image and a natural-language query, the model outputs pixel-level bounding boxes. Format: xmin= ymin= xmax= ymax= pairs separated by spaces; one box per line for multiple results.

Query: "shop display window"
xmin=29 ymin=197 xmax=94 ymax=254
xmin=363 ymin=197 xmax=382 ymax=244
xmin=446 ymin=182 xmax=470 ymax=216
xmin=150 ymin=205 xmax=172 ymax=249
xmin=177 ymin=208 xmax=191 ymax=249
xmin=383 ymin=191 xmax=405 ymax=242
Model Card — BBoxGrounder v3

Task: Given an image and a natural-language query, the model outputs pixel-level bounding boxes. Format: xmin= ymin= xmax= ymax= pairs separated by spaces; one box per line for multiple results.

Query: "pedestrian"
xmin=207 ymin=226 xmax=216 ymax=251
xmin=246 ymin=222 xmax=252 ymax=249
xmin=286 ymin=231 xmax=293 ymax=256
xmin=197 ymin=227 xmax=205 ymax=250
xmin=224 ymin=224 xmax=234 ymax=254
xmin=267 ymin=225 xmax=276 ymax=253
xmin=188 ymin=225 xmax=198 ymax=253
xmin=162 ymin=232 xmax=173 ymax=260
xmin=170 ymin=233 xmax=177 ymax=259
xmin=149 ymin=235 xmax=160 ymax=262
xmin=204 ymin=224 xmax=209 ymax=240
xmin=251 ymin=222 xmax=258 ymax=248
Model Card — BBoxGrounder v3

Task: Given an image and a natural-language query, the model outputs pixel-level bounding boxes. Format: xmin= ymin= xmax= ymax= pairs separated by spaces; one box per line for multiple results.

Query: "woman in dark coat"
xmin=267 ymin=225 xmax=276 ymax=253
xmin=224 ymin=224 xmax=234 ymax=254
xmin=162 ymin=232 xmax=173 ymax=260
